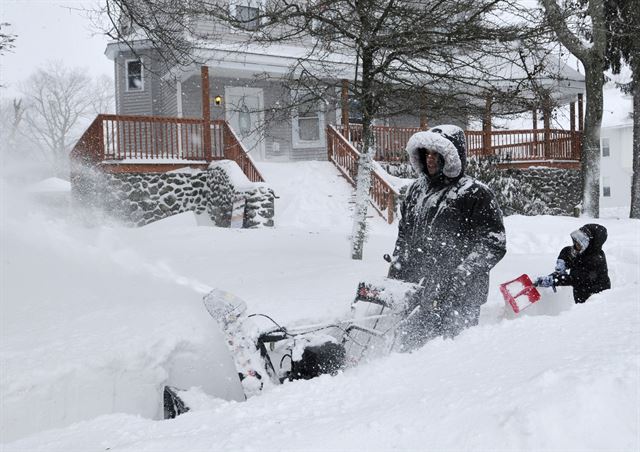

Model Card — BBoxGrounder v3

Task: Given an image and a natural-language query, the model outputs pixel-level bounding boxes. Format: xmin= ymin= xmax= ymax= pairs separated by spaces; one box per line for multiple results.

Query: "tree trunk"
xmin=350 ymin=51 xmax=376 ymax=260
xmin=580 ymin=60 xmax=605 ymax=218
xmin=631 ymin=77 xmax=640 ymax=219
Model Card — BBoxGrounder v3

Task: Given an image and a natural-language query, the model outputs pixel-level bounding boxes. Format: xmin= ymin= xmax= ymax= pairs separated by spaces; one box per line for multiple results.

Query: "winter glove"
xmin=555 ymin=259 xmax=567 ymax=274
xmin=534 ymin=274 xmax=560 ymax=292
xmin=534 ymin=275 xmax=555 ymax=288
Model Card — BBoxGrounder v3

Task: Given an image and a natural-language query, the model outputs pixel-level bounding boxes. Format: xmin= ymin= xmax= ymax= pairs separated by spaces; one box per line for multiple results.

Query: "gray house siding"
xmin=111 ymin=47 xmax=342 ymax=161
xmin=160 ymin=78 xmax=178 ymax=117
xmin=114 ymin=49 xmax=167 ymax=117
xmin=177 ymin=74 xmax=333 ymax=160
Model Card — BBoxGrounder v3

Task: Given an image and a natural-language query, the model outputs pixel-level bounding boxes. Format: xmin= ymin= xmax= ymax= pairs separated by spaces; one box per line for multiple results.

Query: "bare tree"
xmin=0 ymin=22 xmax=17 ymax=88
xmin=539 ymin=0 xmax=607 ymax=218
xmin=19 ymin=62 xmax=115 ymax=177
xmin=100 ymin=0 xmax=558 ymax=257
xmin=0 ymin=22 xmax=16 ymax=55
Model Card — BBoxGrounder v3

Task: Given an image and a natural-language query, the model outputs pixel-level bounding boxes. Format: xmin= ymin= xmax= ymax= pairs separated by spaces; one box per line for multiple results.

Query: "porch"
xmin=338 ymin=124 xmax=582 ymax=169
xmin=70 ymin=114 xmax=264 ymax=182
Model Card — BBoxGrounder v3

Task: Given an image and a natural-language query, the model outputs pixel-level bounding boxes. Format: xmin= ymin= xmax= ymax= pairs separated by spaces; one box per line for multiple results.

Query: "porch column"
xmin=543 ymin=103 xmax=551 ymax=159
xmin=176 ymin=80 xmax=183 ymax=118
xmin=577 ymin=93 xmax=584 ymax=131
xmin=341 ymin=79 xmax=349 ymax=135
xmin=201 ymin=66 xmax=212 ymax=161
xmin=176 ymin=80 xmax=184 ymax=157
xmin=482 ymin=96 xmax=492 ymax=156
xmin=419 ymin=92 xmax=428 ymax=130
xmin=570 ymin=101 xmax=576 ymax=132
xmin=532 ymin=108 xmax=539 ymax=156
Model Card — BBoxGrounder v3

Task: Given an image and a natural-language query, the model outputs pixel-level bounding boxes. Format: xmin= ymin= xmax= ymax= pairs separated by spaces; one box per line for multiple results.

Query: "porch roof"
xmin=107 ymin=38 xmax=585 ymax=108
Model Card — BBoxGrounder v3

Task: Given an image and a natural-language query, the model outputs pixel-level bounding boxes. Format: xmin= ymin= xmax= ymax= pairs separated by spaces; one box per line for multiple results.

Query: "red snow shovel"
xmin=499 ymin=274 xmax=541 ymax=314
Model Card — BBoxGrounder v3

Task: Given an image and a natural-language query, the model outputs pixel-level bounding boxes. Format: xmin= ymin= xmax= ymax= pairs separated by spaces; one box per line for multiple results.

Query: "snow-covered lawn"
xmin=1 ymin=162 xmax=638 ymax=451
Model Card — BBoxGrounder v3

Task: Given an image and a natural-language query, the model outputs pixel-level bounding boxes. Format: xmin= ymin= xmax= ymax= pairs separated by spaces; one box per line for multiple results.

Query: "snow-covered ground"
xmin=1 ymin=162 xmax=639 ymax=451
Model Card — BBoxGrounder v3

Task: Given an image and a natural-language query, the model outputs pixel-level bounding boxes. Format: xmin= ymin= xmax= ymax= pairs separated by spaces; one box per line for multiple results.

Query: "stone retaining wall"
xmin=378 ymin=161 xmax=581 ymax=216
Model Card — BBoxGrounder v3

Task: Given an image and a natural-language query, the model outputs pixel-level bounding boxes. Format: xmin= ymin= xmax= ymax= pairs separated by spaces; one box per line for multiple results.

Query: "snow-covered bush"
xmin=465 ymin=157 xmax=554 ymax=216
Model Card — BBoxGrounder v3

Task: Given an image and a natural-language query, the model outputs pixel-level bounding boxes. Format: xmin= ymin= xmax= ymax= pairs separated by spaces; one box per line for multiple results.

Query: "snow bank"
xmin=25 ymin=177 xmax=71 ymax=193
xmin=0 ymin=196 xmax=244 ymax=442
xmin=1 ymin=163 xmax=638 ymax=451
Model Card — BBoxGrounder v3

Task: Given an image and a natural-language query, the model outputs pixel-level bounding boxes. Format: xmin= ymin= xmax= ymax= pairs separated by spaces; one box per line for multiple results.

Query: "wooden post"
xmin=341 ymin=79 xmax=349 ymax=137
xmin=532 ymin=108 xmax=539 ymax=156
xmin=577 ymin=93 xmax=584 ymax=131
xmin=482 ymin=96 xmax=492 ymax=156
xmin=419 ymin=92 xmax=428 ymax=130
xmin=543 ymin=103 xmax=551 ymax=159
xmin=570 ymin=101 xmax=576 ymax=132
xmin=388 ymin=193 xmax=395 ymax=224
xmin=201 ymin=66 xmax=212 ymax=161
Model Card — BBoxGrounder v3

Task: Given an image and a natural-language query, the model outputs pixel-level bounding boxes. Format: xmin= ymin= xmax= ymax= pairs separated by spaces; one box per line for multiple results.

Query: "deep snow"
xmin=1 ymin=162 xmax=639 ymax=451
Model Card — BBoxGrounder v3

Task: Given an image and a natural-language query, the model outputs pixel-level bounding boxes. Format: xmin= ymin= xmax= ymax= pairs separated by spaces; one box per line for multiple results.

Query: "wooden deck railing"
xmin=340 ymin=124 xmax=582 ymax=163
xmin=327 ymin=125 xmax=399 ymax=224
xmin=222 ymin=121 xmax=265 ymax=183
xmin=338 ymin=124 xmax=416 ymax=161
xmin=465 ymin=129 xmax=581 ymax=162
xmin=71 ymin=114 xmax=263 ymax=182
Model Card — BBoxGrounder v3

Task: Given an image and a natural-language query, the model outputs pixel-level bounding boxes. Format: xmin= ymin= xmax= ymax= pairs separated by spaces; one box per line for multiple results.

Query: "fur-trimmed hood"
xmin=405 ymin=125 xmax=467 ymax=179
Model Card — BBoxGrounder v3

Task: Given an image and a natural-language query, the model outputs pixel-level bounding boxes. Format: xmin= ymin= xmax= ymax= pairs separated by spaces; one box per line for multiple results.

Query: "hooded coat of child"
xmin=390 ymin=125 xmax=506 ymax=347
xmin=553 ymin=223 xmax=611 ymax=303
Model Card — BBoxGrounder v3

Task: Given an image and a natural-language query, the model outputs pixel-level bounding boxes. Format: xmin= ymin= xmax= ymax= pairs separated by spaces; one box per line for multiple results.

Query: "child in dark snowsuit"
xmin=534 ymin=223 xmax=611 ymax=304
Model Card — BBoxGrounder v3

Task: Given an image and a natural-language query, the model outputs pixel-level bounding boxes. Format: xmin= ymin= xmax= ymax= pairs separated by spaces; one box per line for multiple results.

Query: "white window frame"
xmin=602 ymin=176 xmax=611 ymax=197
xmin=292 ymin=92 xmax=325 ymax=148
xmin=125 ymin=58 xmax=144 ymax=92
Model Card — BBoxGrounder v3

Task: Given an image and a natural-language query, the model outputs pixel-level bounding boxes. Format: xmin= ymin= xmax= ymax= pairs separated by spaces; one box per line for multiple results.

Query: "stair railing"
xmin=327 ymin=125 xmax=399 ymax=224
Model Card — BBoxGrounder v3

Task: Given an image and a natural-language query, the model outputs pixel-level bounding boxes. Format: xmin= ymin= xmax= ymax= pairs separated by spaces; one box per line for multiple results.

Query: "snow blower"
xmin=163 ymin=277 xmax=422 ymax=419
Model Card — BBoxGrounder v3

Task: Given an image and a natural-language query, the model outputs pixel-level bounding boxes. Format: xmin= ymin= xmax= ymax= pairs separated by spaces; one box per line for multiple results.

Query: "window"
xmin=601 ymin=137 xmax=610 ymax=157
xmin=235 ymin=4 xmax=260 ymax=30
xmin=126 ymin=59 xmax=143 ymax=91
xmin=602 ymin=176 xmax=611 ymax=197
xmin=292 ymin=92 xmax=325 ymax=147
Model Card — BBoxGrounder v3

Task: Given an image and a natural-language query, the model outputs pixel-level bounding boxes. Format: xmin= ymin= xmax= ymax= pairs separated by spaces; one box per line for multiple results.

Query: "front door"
xmin=225 ymin=87 xmax=265 ymax=160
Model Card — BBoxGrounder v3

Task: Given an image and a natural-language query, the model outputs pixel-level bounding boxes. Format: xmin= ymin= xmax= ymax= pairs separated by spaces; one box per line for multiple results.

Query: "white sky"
xmin=0 ymin=0 xmax=113 ymax=98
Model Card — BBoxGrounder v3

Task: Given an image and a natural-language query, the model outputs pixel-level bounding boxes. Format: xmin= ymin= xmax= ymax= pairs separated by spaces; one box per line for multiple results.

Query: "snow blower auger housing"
xmin=163 ymin=278 xmax=422 ymax=419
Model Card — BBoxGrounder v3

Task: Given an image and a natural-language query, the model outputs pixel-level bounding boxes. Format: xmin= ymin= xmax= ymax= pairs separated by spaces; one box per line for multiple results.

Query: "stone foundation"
xmin=71 ymin=161 xmax=275 ymax=227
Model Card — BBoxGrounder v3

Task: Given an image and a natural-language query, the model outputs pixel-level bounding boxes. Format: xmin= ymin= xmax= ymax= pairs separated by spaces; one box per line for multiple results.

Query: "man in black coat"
xmin=534 ymin=223 xmax=611 ymax=303
xmin=389 ymin=125 xmax=506 ymax=350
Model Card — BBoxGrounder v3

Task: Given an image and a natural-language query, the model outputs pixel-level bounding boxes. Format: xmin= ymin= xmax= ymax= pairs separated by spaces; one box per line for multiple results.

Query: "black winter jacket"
xmin=391 ymin=176 xmax=506 ymax=306
xmin=553 ymin=223 xmax=611 ymax=303
xmin=390 ymin=126 xmax=506 ymax=343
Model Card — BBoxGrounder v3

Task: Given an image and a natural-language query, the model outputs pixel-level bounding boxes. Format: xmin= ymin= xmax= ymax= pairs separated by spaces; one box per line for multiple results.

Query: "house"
xmin=600 ymin=83 xmax=634 ymax=213
xmin=70 ymin=8 xmax=589 ymax=226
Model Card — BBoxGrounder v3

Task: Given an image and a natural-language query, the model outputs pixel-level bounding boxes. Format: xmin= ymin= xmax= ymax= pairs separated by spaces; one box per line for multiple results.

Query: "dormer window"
xmin=126 ymin=59 xmax=143 ymax=91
